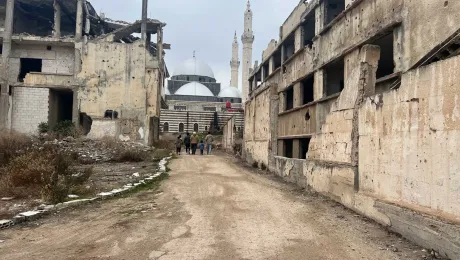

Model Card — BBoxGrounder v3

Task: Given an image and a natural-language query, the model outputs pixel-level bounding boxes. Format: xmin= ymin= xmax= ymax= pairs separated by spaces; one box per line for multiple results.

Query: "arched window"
xmin=205 ymin=126 xmax=208 ymax=131
xmin=179 ymin=123 xmax=184 ymax=133
xmin=194 ymin=123 xmax=199 ymax=132
xmin=163 ymin=122 xmax=169 ymax=132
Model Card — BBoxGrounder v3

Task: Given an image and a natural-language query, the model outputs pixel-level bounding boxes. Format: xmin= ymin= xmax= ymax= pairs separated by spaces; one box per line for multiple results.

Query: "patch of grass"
xmin=114 ymin=149 xmax=150 ymax=162
xmin=0 ymin=131 xmax=33 ymax=165
xmin=0 ymin=145 xmax=94 ymax=203
xmin=153 ymin=149 xmax=170 ymax=161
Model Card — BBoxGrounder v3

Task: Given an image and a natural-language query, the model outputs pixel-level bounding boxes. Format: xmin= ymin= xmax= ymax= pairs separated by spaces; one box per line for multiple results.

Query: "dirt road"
xmin=0 ymin=153 xmax=433 ymax=260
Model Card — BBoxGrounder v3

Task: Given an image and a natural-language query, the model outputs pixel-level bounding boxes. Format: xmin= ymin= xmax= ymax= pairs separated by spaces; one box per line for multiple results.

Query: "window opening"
xmin=324 ymin=58 xmax=345 ymax=96
xmin=19 ymin=58 xmax=42 ymax=82
xmin=285 ymin=86 xmax=294 ymax=111
xmin=301 ymin=75 xmax=314 ymax=104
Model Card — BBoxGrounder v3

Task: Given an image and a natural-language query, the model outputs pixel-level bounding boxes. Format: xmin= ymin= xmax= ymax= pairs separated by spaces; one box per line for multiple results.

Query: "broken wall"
xmin=9 ymin=43 xmax=75 ymax=83
xmin=77 ymin=40 xmax=160 ymax=142
xmin=244 ymin=86 xmax=273 ymax=167
xmin=359 ymin=55 xmax=460 ymax=220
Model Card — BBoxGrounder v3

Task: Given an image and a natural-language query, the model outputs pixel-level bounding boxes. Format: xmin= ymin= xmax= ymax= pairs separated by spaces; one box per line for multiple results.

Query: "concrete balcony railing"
xmin=23 ymin=72 xmax=75 ymax=88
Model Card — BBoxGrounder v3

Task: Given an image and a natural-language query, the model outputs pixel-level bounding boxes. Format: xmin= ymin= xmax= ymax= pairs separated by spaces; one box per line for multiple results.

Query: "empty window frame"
xmin=284 ymin=139 xmax=294 ymax=158
xmin=285 ymin=86 xmax=294 ymax=111
xmin=262 ymin=62 xmax=269 ymax=80
xmin=373 ymin=32 xmax=395 ymax=79
xmin=301 ymin=75 xmax=314 ymax=105
xmin=299 ymin=138 xmax=311 ymax=160
xmin=193 ymin=123 xmax=199 ymax=132
xmin=283 ymin=33 xmax=295 ymax=61
xmin=324 ymin=58 xmax=345 ymax=96
xmin=179 ymin=123 xmax=184 ymax=132
xmin=174 ymin=105 xmax=187 ymax=111
xmin=19 ymin=58 xmax=42 ymax=82
xmin=325 ymin=0 xmax=345 ymax=25
xmin=273 ymin=49 xmax=282 ymax=71
xmin=163 ymin=122 xmax=169 ymax=132
xmin=303 ymin=13 xmax=316 ymax=48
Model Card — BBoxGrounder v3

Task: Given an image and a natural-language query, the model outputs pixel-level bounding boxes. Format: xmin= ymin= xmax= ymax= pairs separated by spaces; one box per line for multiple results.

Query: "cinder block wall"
xmin=11 ymin=87 xmax=49 ymax=134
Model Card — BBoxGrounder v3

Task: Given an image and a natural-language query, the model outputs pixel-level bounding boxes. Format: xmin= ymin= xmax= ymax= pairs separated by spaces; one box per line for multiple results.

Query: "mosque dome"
xmin=218 ymin=87 xmax=242 ymax=98
xmin=175 ymin=82 xmax=214 ymax=97
xmin=173 ymin=57 xmax=215 ymax=78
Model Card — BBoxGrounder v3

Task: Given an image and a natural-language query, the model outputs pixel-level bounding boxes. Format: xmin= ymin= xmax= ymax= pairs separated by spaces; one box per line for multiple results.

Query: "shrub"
xmin=53 ymin=120 xmax=75 ymax=137
xmin=252 ymin=161 xmax=259 ymax=168
xmin=114 ymin=149 xmax=149 ymax=162
xmin=38 ymin=122 xmax=49 ymax=133
xmin=0 ymin=145 xmax=91 ymax=203
xmin=0 ymin=131 xmax=33 ymax=165
xmin=260 ymin=163 xmax=267 ymax=171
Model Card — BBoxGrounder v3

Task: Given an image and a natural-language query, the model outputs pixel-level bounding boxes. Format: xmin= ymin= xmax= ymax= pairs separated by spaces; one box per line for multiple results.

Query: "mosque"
xmin=160 ymin=1 xmax=254 ymax=134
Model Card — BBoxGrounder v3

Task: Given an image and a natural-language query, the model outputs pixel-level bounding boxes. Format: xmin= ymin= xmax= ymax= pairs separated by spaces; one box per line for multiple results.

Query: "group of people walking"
xmin=175 ymin=132 xmax=214 ymax=156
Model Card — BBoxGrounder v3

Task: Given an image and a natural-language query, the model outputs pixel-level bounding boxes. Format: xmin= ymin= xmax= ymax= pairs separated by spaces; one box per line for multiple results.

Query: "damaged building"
xmin=243 ymin=0 xmax=460 ymax=257
xmin=0 ymin=0 xmax=168 ymax=144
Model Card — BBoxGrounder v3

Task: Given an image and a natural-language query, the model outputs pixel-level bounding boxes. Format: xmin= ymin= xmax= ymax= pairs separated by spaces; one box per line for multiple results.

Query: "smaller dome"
xmin=165 ymin=86 xmax=170 ymax=95
xmin=175 ymin=82 xmax=214 ymax=97
xmin=218 ymin=87 xmax=241 ymax=98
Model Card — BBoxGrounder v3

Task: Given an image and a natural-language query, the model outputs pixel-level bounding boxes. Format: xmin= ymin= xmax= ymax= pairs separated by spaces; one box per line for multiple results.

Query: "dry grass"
xmin=113 ymin=149 xmax=150 ymax=162
xmin=0 ymin=144 xmax=93 ymax=203
xmin=0 ymin=131 xmax=33 ymax=165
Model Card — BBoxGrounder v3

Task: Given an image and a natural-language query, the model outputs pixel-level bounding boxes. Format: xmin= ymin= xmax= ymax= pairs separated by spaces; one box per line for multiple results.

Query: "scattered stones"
xmin=68 ymin=194 xmax=79 ymax=199
xmin=1 ymin=197 xmax=14 ymax=201
xmin=132 ymin=172 xmax=140 ymax=177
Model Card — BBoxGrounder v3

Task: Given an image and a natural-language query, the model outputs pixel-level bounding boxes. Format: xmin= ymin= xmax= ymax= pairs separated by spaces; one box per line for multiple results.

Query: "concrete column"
xmin=314 ymin=70 xmax=324 ymax=101
xmin=281 ymin=45 xmax=286 ymax=64
xmin=279 ymin=92 xmax=286 ymax=113
xmin=141 ymin=0 xmax=148 ymax=41
xmin=269 ymin=56 xmax=275 ymax=74
xmin=315 ymin=2 xmax=325 ymax=34
xmin=261 ymin=64 xmax=266 ymax=82
xmin=360 ymin=44 xmax=381 ymax=97
xmin=0 ymin=0 xmax=15 ymax=129
xmin=295 ymin=26 xmax=304 ymax=52
xmin=293 ymin=139 xmax=300 ymax=159
xmin=75 ymin=0 xmax=83 ymax=40
xmin=53 ymin=0 xmax=61 ymax=38
xmin=157 ymin=28 xmax=163 ymax=61
xmin=294 ymin=82 xmax=302 ymax=108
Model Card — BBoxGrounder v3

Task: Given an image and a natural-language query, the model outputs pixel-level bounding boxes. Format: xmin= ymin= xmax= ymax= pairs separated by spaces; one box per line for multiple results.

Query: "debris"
xmin=132 ymin=172 xmax=140 ymax=177
xmin=1 ymin=197 xmax=14 ymax=201
xmin=68 ymin=195 xmax=79 ymax=199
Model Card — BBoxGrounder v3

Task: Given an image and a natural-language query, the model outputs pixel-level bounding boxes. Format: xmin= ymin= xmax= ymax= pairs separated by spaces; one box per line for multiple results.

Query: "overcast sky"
xmin=90 ymin=0 xmax=301 ymax=90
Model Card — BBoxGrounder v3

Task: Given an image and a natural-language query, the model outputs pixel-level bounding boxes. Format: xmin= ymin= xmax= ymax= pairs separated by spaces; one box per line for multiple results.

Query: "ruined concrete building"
xmin=0 ymin=0 xmax=168 ymax=144
xmin=243 ymin=0 xmax=460 ymax=257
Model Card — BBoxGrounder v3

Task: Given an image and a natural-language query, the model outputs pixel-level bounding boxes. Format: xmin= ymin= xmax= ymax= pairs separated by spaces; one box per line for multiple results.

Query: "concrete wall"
xmin=11 ymin=87 xmax=49 ymax=134
xmin=9 ymin=44 xmax=75 ymax=83
xmin=76 ymin=40 xmax=161 ymax=143
xmin=244 ymin=86 xmax=273 ymax=167
xmin=359 ymin=55 xmax=460 ymax=220
xmin=222 ymin=116 xmax=236 ymax=152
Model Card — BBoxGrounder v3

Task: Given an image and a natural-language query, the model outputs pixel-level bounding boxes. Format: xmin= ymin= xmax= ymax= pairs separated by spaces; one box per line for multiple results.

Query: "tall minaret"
xmin=230 ymin=31 xmax=240 ymax=88
xmin=241 ymin=0 xmax=254 ymax=103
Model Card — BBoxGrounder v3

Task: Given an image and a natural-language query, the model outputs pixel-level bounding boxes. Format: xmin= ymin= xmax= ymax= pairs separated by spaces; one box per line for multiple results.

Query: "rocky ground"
xmin=0 ymin=152 xmax=446 ymax=260
xmin=0 ymin=137 xmax=164 ymax=221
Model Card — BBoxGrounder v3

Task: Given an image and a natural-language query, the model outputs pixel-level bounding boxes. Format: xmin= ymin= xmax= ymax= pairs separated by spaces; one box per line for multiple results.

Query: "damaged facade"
xmin=243 ymin=0 xmax=460 ymax=257
xmin=0 ymin=0 xmax=168 ymax=145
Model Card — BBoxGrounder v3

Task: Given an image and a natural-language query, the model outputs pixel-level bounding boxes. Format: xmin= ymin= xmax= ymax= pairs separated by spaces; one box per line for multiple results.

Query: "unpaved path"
xmin=0 ymin=153 xmax=433 ymax=260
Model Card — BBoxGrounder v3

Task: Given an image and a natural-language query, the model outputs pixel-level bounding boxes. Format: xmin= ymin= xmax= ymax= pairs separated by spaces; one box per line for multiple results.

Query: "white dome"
xmin=175 ymin=82 xmax=214 ymax=97
xmin=218 ymin=87 xmax=242 ymax=98
xmin=173 ymin=58 xmax=215 ymax=78
xmin=165 ymin=86 xmax=170 ymax=95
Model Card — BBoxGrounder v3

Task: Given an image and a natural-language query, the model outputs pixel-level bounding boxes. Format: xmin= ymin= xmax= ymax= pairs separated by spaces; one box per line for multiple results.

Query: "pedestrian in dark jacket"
xmin=184 ymin=132 xmax=191 ymax=154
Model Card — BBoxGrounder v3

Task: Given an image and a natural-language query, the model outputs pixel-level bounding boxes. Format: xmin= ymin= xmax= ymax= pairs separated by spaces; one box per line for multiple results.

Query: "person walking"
xmin=205 ymin=132 xmax=214 ymax=155
xmin=199 ymin=140 xmax=205 ymax=155
xmin=184 ymin=132 xmax=191 ymax=154
xmin=190 ymin=132 xmax=199 ymax=155
xmin=175 ymin=135 xmax=182 ymax=155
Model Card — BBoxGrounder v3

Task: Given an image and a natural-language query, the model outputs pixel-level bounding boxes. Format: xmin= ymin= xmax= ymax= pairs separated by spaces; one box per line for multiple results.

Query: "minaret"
xmin=241 ymin=0 xmax=254 ymax=103
xmin=230 ymin=31 xmax=240 ymax=88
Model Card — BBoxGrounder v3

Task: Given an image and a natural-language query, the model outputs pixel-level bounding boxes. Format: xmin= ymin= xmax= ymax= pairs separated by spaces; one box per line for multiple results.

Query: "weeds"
xmin=0 ymin=131 xmax=33 ymax=165
xmin=114 ymin=149 xmax=150 ymax=162
xmin=0 ymin=144 xmax=93 ymax=203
